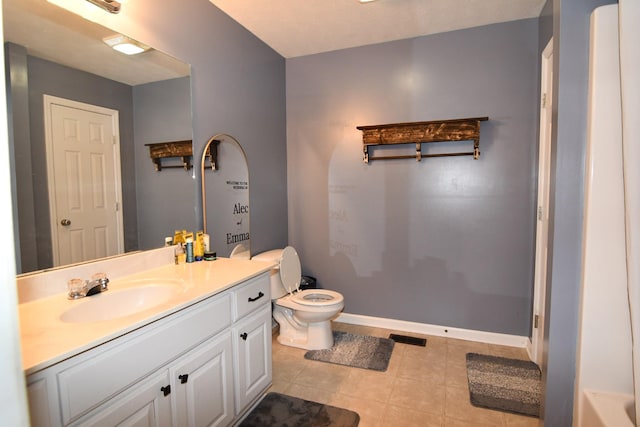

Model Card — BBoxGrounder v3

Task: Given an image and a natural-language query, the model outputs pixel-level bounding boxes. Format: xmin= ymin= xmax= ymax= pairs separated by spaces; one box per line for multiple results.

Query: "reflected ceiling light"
xmin=47 ymin=0 xmax=121 ymax=19
xmin=86 ymin=0 xmax=121 ymax=13
xmin=103 ymin=34 xmax=149 ymax=55
xmin=358 ymin=0 xmax=379 ymax=3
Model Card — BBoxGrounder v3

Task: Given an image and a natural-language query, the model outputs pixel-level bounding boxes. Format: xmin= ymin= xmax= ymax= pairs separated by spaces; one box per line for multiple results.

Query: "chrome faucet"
xmin=67 ymin=273 xmax=110 ymax=299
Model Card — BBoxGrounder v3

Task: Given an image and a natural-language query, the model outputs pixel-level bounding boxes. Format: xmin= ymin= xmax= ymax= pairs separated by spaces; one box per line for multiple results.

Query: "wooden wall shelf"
xmin=202 ymin=139 xmax=220 ymax=171
xmin=357 ymin=117 xmax=488 ymax=163
xmin=145 ymin=140 xmax=194 ymax=171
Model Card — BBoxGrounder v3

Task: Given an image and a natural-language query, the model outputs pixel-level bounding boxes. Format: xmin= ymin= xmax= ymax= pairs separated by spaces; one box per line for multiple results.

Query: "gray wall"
xmin=133 ymin=77 xmax=192 ymax=250
xmin=5 ymin=43 xmax=34 ymax=273
xmin=541 ymin=0 xmax=616 ymax=424
xmin=286 ymin=19 xmax=539 ymax=336
xmin=6 ymin=50 xmax=137 ymax=272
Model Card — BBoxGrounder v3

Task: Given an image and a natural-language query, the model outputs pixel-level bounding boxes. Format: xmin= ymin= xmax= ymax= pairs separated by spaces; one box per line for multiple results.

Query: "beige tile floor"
xmin=269 ymin=322 xmax=540 ymax=427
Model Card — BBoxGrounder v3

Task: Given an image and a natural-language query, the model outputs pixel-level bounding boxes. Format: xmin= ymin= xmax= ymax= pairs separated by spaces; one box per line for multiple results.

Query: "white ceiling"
xmin=209 ymin=0 xmax=547 ymax=58
xmin=3 ymin=0 xmax=546 ymax=84
xmin=3 ymin=0 xmax=190 ymax=86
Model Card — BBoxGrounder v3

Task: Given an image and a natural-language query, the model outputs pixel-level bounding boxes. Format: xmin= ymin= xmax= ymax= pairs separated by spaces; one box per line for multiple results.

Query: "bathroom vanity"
xmin=19 ymin=254 xmax=274 ymax=426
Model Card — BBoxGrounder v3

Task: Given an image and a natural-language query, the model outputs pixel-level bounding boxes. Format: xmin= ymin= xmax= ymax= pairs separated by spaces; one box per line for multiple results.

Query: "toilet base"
xmin=276 ymin=320 xmax=335 ymax=350
xmin=273 ymin=306 xmax=335 ymax=350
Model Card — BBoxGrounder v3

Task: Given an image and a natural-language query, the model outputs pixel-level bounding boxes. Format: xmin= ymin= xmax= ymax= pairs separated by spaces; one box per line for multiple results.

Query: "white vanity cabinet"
xmin=25 ymin=272 xmax=271 ymax=427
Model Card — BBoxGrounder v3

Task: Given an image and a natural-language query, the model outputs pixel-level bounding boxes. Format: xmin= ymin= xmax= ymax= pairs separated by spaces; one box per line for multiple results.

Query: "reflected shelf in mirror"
xmin=144 ymin=140 xmax=194 ymax=171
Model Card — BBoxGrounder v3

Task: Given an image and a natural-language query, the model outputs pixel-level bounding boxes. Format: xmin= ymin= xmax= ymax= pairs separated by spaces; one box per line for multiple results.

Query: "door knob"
xmin=60 ymin=219 xmax=71 ymax=226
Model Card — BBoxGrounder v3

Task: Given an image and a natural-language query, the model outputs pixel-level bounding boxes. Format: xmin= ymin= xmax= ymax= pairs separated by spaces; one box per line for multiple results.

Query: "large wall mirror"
xmin=4 ymin=0 xmax=193 ymax=274
xmin=201 ymin=134 xmax=250 ymax=258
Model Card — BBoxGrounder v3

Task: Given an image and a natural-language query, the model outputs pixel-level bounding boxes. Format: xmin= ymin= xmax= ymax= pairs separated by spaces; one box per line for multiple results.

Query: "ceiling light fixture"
xmin=103 ymin=34 xmax=149 ymax=55
xmin=86 ymin=0 xmax=121 ymax=14
xmin=358 ymin=0 xmax=379 ymax=3
xmin=47 ymin=0 xmax=122 ymax=18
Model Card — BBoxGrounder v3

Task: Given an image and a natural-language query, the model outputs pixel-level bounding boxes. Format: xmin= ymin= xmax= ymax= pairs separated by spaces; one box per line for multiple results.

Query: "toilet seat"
xmin=291 ymin=289 xmax=344 ymax=307
xmin=279 ymin=246 xmax=302 ymax=294
xmin=277 ymin=247 xmax=344 ymax=307
xmin=276 ymin=290 xmax=344 ymax=313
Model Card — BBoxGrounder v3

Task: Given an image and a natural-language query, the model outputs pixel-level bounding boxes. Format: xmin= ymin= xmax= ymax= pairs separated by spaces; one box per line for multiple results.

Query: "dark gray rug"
xmin=466 ymin=353 xmax=541 ymax=417
xmin=239 ymin=392 xmax=359 ymax=427
xmin=304 ymin=331 xmax=394 ymax=371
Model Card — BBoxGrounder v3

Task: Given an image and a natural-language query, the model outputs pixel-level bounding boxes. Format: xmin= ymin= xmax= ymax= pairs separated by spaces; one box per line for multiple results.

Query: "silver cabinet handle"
xmin=60 ymin=219 xmax=71 ymax=226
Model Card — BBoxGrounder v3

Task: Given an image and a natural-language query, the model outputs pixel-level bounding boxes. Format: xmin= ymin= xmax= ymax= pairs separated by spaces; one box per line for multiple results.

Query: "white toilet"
xmin=252 ymin=246 xmax=344 ymax=350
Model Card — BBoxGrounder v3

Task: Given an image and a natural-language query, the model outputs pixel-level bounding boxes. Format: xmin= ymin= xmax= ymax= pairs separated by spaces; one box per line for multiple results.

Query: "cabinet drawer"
xmin=232 ymin=273 xmax=270 ymax=321
xmin=57 ymin=294 xmax=231 ymax=424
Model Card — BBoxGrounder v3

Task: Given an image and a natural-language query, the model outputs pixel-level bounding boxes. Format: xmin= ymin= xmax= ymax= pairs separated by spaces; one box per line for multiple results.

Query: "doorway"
xmin=530 ymin=39 xmax=553 ymax=365
xmin=43 ymin=95 xmax=124 ymax=267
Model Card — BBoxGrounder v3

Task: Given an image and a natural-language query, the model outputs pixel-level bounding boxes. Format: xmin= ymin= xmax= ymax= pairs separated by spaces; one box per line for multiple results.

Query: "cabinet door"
xmin=27 ymin=375 xmax=59 ymax=427
xmin=170 ymin=331 xmax=234 ymax=427
xmin=233 ymin=305 xmax=272 ymax=412
xmin=70 ymin=370 xmax=172 ymax=427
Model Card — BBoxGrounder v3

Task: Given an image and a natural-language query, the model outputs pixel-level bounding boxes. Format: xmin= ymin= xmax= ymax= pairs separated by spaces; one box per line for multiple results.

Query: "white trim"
xmin=526 ymin=337 xmax=534 ymax=361
xmin=531 ymin=37 xmax=554 ymax=365
xmin=0 ymin=10 xmax=30 ymax=421
xmin=336 ymin=312 xmax=529 ymax=348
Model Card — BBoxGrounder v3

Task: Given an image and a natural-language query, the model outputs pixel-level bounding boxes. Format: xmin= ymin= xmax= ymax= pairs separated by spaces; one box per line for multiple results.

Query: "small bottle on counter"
xmin=174 ymin=243 xmax=186 ymax=264
xmin=203 ymin=233 xmax=210 ymax=252
xmin=194 ymin=231 xmax=205 ymax=261
xmin=185 ymin=238 xmax=194 ymax=263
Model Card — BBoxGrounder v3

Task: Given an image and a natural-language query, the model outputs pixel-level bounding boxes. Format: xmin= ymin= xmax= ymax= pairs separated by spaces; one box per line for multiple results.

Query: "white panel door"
xmin=44 ymin=96 xmax=123 ymax=267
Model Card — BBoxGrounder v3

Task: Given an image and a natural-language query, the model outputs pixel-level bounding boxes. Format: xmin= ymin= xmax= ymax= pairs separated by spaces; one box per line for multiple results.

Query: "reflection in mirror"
xmin=4 ymin=0 xmax=193 ymax=274
xmin=201 ymin=134 xmax=250 ymax=258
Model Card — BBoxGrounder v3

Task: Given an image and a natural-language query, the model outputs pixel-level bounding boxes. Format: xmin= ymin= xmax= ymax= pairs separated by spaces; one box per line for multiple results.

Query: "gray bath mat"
xmin=304 ymin=331 xmax=394 ymax=371
xmin=466 ymin=353 xmax=541 ymax=417
xmin=239 ymin=392 xmax=359 ymax=427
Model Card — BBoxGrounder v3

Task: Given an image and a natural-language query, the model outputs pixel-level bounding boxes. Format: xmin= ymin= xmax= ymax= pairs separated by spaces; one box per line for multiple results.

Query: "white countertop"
xmin=19 ymin=258 xmax=274 ymax=375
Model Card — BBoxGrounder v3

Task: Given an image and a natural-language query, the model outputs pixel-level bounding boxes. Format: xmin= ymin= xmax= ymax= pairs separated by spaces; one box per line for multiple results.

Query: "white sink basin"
xmin=60 ymin=283 xmax=180 ymax=323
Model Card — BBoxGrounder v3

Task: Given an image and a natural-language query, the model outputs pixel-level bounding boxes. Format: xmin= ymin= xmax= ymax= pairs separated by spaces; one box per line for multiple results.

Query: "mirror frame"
xmin=200 ymin=133 xmax=250 ymax=253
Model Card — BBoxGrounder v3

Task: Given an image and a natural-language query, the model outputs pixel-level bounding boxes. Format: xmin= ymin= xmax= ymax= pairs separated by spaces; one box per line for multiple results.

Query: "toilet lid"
xmin=279 ymin=246 xmax=302 ymax=294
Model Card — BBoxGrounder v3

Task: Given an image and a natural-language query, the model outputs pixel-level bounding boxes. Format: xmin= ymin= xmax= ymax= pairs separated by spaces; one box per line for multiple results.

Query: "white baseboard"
xmin=336 ymin=312 xmax=529 ymax=348
xmin=526 ymin=337 xmax=534 ymax=361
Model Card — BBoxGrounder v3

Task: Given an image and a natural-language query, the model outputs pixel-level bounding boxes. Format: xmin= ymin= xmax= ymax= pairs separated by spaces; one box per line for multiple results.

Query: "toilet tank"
xmin=252 ymin=249 xmax=288 ymax=299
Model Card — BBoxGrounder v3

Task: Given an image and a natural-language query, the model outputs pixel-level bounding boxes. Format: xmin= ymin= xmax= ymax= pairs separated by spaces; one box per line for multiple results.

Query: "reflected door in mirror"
xmin=45 ymin=96 xmax=124 ymax=266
